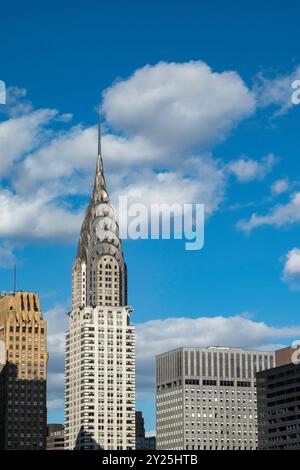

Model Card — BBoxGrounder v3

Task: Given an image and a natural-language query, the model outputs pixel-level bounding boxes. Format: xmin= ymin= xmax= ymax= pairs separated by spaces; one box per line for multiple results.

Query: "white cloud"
xmin=13 ymin=61 xmax=255 ymax=198
xmin=0 ymin=189 xmax=84 ymax=242
xmin=6 ymin=62 xmax=299 ymax=250
xmin=112 ymin=156 xmax=226 ymax=217
xmin=103 ymin=61 xmax=256 ymax=150
xmin=0 ymin=154 xmax=224 ymax=245
xmin=0 ymin=109 xmax=56 ymax=177
xmin=271 ymin=178 xmax=290 ymax=195
xmin=283 ymin=248 xmax=300 ymax=290
xmin=15 ymin=125 xmax=97 ymax=194
xmin=3 ymin=61 xmax=254 ymax=245
xmin=0 ymin=61 xmax=266 ymax=248
xmin=103 ymin=133 xmax=168 ymax=167
xmin=254 ymin=65 xmax=300 ymax=116
xmin=237 ymin=191 xmax=300 ymax=232
xmin=228 ymin=154 xmax=277 ymax=182
xmin=15 ymin=128 xmax=169 ymax=194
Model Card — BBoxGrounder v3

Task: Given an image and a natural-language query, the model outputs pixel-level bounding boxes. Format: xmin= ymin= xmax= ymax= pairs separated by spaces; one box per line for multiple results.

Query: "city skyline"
xmin=1 ymin=0 xmax=300 ymax=432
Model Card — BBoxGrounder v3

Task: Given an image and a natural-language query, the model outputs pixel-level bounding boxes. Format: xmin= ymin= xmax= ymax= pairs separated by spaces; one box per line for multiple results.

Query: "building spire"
xmin=73 ymin=104 xmax=127 ymax=308
xmin=98 ymin=106 xmax=102 ymax=156
xmin=97 ymin=106 xmax=103 ymax=174
xmin=92 ymin=106 xmax=108 ymax=203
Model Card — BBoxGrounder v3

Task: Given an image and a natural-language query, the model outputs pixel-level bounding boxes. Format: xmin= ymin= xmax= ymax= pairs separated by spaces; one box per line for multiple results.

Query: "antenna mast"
xmin=98 ymin=105 xmax=102 ymax=157
xmin=13 ymin=264 xmax=16 ymax=294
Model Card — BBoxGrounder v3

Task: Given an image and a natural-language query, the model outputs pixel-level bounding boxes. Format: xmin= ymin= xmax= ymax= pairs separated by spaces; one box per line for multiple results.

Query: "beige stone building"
xmin=64 ymin=120 xmax=136 ymax=450
xmin=0 ymin=292 xmax=48 ymax=449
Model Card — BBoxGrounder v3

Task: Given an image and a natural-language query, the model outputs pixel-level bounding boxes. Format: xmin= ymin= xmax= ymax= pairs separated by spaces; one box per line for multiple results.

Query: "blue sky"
xmin=1 ymin=0 xmax=300 ymax=432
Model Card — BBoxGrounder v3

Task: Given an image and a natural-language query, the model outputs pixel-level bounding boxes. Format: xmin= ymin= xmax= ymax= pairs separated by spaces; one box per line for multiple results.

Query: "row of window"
xmin=9 ymin=326 xmax=44 ymax=334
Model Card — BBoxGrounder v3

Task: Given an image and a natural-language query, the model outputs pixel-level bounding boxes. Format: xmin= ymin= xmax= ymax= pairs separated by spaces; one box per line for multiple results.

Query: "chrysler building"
xmin=64 ymin=116 xmax=136 ymax=450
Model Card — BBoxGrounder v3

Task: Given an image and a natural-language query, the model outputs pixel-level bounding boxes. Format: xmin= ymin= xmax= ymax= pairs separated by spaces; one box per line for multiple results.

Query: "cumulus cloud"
xmin=228 ymin=154 xmax=277 ymax=182
xmin=112 ymin=156 xmax=226 ymax=217
xmin=283 ymin=248 xmax=300 ymax=290
xmin=15 ymin=129 xmax=169 ymax=194
xmin=0 ymin=60 xmax=258 ymax=248
xmin=15 ymin=125 xmax=97 ymax=193
xmin=0 ymin=87 xmax=83 ymax=251
xmin=103 ymin=61 xmax=256 ymax=150
xmin=15 ymin=61 xmax=256 ymax=190
xmin=3 ymin=62 xmax=299 ymax=251
xmin=237 ymin=192 xmax=300 ymax=232
xmin=0 ymin=109 xmax=56 ymax=177
xmin=0 ymin=189 xmax=84 ymax=242
xmin=103 ymin=133 xmax=168 ymax=168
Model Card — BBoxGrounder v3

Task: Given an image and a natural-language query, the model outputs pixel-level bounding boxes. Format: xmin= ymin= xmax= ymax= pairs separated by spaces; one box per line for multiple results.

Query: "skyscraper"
xmin=0 ymin=292 xmax=48 ymax=450
xmin=257 ymin=347 xmax=300 ymax=450
xmin=156 ymin=346 xmax=275 ymax=450
xmin=64 ymin=117 xmax=136 ymax=450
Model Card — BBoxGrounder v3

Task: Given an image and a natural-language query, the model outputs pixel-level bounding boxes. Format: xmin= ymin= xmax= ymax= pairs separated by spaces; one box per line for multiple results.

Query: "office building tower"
xmin=156 ymin=346 xmax=275 ymax=450
xmin=257 ymin=346 xmax=300 ymax=450
xmin=0 ymin=292 xmax=47 ymax=450
xmin=64 ymin=118 xmax=135 ymax=450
